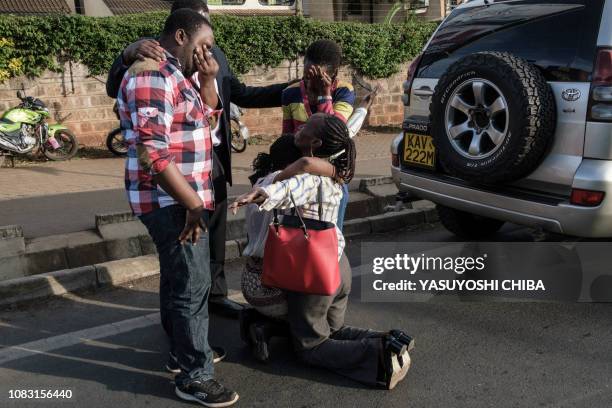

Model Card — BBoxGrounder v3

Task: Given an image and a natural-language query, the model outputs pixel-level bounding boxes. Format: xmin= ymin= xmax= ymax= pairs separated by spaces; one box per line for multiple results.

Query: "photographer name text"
xmin=371 ymin=254 xmax=546 ymax=292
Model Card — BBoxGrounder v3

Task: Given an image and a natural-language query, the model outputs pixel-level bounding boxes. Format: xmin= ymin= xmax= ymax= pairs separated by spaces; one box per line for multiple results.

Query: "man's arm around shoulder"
xmin=106 ymin=38 xmax=165 ymax=98
xmin=213 ymin=46 xmax=289 ymax=109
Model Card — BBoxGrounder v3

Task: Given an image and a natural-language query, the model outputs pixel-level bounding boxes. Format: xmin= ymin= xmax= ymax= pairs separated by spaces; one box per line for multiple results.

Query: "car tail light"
xmin=403 ymin=52 xmax=424 ymax=106
xmin=570 ymin=188 xmax=605 ymax=207
xmin=589 ymin=48 xmax=612 ymax=121
xmin=392 ymin=153 xmax=399 ymax=167
xmin=593 ymin=86 xmax=612 ymax=102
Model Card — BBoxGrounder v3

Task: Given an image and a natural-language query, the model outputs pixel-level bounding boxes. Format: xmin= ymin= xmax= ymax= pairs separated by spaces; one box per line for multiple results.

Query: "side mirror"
xmin=16 ymin=90 xmax=25 ymax=100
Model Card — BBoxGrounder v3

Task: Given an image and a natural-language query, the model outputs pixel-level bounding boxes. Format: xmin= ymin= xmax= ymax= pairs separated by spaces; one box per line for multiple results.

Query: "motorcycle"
xmin=106 ymin=102 xmax=250 ymax=156
xmin=230 ymin=103 xmax=249 ymax=153
xmin=0 ymin=90 xmax=78 ymax=162
xmin=106 ymin=102 xmax=128 ymax=156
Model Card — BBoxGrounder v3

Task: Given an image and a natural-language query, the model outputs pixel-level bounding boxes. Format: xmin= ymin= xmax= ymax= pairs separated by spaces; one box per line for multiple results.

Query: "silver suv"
xmin=392 ymin=0 xmax=612 ymax=238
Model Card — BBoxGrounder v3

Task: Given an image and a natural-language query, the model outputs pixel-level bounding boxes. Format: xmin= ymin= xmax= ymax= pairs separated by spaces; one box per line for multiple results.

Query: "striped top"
xmin=258 ymin=174 xmax=345 ymax=260
xmin=281 ymin=80 xmax=355 ymax=134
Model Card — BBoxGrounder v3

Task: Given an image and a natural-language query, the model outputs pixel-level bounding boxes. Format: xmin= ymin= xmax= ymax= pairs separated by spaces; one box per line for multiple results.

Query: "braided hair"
xmin=312 ymin=114 xmax=356 ymax=184
xmin=249 ymin=134 xmax=302 ymax=185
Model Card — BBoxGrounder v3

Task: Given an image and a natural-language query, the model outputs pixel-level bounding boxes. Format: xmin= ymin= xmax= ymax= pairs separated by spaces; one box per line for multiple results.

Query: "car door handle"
xmin=413 ymin=87 xmax=434 ymax=97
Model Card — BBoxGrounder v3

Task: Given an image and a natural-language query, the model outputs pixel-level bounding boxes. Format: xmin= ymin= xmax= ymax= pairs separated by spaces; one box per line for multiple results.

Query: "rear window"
xmin=418 ymin=0 xmax=606 ymax=81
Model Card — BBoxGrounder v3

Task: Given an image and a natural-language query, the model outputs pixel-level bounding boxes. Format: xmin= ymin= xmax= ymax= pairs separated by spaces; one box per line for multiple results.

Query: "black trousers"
xmin=287 ymin=254 xmax=386 ymax=387
xmin=209 ymin=148 xmax=228 ymax=297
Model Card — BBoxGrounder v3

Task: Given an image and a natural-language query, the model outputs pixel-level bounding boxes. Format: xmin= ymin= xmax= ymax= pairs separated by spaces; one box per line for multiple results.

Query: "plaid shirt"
xmin=258 ymin=174 xmax=345 ymax=260
xmin=117 ymin=52 xmax=217 ymax=215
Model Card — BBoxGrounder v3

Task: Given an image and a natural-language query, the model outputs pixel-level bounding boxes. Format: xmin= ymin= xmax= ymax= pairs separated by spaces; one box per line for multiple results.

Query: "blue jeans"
xmin=337 ymin=183 xmax=349 ymax=231
xmin=140 ymin=205 xmax=213 ymax=387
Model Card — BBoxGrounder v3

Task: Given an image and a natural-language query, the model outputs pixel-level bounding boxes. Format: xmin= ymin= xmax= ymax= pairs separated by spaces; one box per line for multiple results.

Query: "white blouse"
xmin=258 ymin=174 xmax=345 ymax=260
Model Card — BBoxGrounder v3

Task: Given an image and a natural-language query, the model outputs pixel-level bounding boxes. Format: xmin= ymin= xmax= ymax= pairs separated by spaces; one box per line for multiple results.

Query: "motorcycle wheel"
xmin=106 ymin=128 xmax=128 ymax=156
xmin=230 ymin=118 xmax=247 ymax=153
xmin=43 ymin=129 xmax=79 ymax=161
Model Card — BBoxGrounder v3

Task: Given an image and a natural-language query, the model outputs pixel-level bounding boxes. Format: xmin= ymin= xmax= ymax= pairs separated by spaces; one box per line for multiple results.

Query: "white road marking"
xmin=60 ymin=293 xmax=159 ymax=312
xmin=0 ymin=313 xmax=160 ymax=365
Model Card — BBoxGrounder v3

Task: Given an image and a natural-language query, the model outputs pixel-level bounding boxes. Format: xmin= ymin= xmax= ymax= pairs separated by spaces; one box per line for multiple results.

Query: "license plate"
xmin=403 ymin=133 xmax=435 ymax=169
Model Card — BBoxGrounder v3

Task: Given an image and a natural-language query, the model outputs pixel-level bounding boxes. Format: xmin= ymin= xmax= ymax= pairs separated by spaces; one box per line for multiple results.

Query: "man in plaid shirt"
xmin=116 ymin=9 xmax=238 ymax=407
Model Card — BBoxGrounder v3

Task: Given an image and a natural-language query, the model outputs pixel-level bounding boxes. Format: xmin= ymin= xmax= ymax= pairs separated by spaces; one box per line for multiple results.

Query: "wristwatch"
xmin=317 ymin=96 xmax=333 ymax=103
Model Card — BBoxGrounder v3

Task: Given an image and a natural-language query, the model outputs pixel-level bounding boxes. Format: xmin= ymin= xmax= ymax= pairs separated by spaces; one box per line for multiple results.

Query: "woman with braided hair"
xmin=231 ymin=113 xmax=414 ymax=390
xmin=276 ymin=85 xmax=380 ymax=230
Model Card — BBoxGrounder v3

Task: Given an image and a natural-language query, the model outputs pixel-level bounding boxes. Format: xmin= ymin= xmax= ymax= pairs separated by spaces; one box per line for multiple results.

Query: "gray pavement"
xmin=0 ymin=131 xmax=396 ymax=238
xmin=1 ymin=224 xmax=611 ymax=408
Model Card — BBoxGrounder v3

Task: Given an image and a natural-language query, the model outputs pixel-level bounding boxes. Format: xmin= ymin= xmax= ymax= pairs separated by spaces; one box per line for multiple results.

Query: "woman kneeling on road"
xmin=230 ymin=113 xmax=414 ymax=389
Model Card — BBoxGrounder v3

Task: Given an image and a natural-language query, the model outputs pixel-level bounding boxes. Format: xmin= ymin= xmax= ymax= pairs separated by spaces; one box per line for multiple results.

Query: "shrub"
xmin=0 ymin=13 xmax=436 ymax=80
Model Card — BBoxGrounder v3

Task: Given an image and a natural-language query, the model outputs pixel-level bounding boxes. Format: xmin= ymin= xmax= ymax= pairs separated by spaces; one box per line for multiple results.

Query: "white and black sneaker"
xmin=166 ymin=348 xmax=227 ymax=373
xmin=175 ymin=379 xmax=239 ymax=407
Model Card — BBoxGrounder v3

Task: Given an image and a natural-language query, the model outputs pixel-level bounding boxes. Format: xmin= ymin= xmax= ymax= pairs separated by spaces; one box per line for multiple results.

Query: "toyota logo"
xmin=562 ymin=88 xmax=581 ymax=101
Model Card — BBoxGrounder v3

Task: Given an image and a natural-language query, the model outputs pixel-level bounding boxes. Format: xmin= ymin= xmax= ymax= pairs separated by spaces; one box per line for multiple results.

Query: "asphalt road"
xmin=0 ymin=186 xmax=247 ymax=239
xmin=0 ymin=157 xmax=391 ymax=239
xmin=1 ymin=224 xmax=611 ymax=408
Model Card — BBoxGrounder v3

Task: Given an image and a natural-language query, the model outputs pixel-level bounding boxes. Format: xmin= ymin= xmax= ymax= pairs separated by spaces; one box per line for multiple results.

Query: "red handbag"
xmin=262 ymin=186 xmax=340 ymax=296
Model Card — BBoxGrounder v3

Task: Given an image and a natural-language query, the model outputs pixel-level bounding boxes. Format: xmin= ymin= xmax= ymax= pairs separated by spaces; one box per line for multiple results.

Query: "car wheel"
xmin=430 ymin=52 xmax=556 ymax=183
xmin=437 ymin=204 xmax=505 ymax=239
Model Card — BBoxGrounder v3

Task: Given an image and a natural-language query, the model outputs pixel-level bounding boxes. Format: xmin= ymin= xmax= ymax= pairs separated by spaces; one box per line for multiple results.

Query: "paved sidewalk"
xmin=0 ymin=131 xmax=398 ymax=238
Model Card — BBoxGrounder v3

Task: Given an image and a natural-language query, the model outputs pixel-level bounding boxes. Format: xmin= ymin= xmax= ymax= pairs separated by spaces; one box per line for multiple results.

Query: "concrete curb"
xmin=0 ymin=179 xmax=405 ymax=281
xmin=0 ymin=266 xmax=97 ymax=307
xmin=95 ymin=255 xmax=159 ymax=287
xmin=0 ymin=206 xmax=436 ymax=308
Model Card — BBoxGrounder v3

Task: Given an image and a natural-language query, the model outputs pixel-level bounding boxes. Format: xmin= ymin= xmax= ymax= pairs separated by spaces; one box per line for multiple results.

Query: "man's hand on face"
xmin=194 ymin=46 xmax=219 ymax=85
xmin=305 ymin=65 xmax=318 ymax=94
xmin=314 ymin=66 xmax=334 ymax=97
xmin=305 ymin=65 xmax=334 ymax=97
xmin=123 ymin=39 xmax=166 ymax=65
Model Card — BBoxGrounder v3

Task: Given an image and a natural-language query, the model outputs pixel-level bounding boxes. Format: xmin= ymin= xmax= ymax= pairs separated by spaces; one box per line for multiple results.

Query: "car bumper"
xmin=392 ymin=159 xmax=612 ymax=238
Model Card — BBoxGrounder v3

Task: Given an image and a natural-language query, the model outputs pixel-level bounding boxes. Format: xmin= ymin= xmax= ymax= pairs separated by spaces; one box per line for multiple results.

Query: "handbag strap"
xmin=317 ymin=176 xmax=323 ymax=221
xmin=272 ymin=176 xmax=326 ymax=236
xmin=289 ymin=191 xmax=309 ymax=238
xmin=272 ymin=207 xmax=295 ymax=225
xmin=271 ymin=191 xmax=309 ymax=238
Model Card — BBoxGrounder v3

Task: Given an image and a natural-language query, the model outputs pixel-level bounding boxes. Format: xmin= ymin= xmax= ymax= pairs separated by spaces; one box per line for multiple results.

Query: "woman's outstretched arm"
xmin=273 ymin=157 xmax=335 ymax=183
xmin=230 ymin=174 xmax=321 ymax=214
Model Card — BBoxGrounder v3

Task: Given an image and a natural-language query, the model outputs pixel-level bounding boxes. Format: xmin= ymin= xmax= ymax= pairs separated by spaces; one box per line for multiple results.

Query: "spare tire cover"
xmin=429 ymin=52 xmax=556 ymax=184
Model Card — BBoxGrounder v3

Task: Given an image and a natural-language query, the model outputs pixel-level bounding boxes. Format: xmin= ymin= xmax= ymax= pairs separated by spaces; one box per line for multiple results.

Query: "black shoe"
xmin=209 ymin=296 xmax=245 ymax=319
xmin=166 ymin=348 xmax=226 ymax=373
xmin=212 ymin=346 xmax=226 ymax=363
xmin=166 ymin=353 xmax=181 ymax=374
xmin=390 ymin=329 xmax=415 ymax=352
xmin=386 ymin=337 xmax=407 ymax=356
xmin=249 ymin=323 xmax=270 ymax=363
xmin=239 ymin=308 xmax=258 ymax=345
xmin=175 ymin=378 xmax=239 ymax=407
